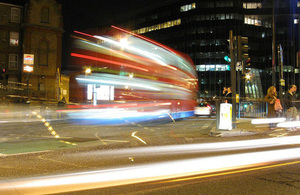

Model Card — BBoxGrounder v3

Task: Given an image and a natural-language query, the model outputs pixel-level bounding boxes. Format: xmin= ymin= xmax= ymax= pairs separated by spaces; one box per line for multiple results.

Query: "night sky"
xmin=57 ymin=0 xmax=164 ymax=70
xmin=58 ymin=0 xmax=161 ymax=32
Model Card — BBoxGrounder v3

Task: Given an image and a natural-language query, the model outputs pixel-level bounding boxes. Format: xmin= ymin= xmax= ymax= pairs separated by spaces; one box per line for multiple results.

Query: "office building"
xmin=110 ymin=0 xmax=300 ymax=99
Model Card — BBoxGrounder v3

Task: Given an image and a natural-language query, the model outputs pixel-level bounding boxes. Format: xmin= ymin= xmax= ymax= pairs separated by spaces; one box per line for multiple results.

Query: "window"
xmin=9 ymin=54 xmax=18 ymax=70
xmin=180 ymin=3 xmax=196 ymax=12
xmin=41 ymin=7 xmax=49 ymax=23
xmin=10 ymin=32 xmax=19 ymax=46
xmin=133 ymin=19 xmax=181 ymax=34
xmin=11 ymin=8 xmax=20 ymax=23
xmin=39 ymin=83 xmax=45 ymax=91
xmin=243 ymin=3 xmax=262 ymax=9
xmin=39 ymin=40 xmax=49 ymax=66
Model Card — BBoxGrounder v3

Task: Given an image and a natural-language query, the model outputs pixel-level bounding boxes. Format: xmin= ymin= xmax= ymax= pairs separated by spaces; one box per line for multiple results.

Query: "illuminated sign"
xmin=23 ymin=54 xmax=34 ymax=65
xmin=23 ymin=54 xmax=34 ymax=73
xmin=23 ymin=65 xmax=33 ymax=72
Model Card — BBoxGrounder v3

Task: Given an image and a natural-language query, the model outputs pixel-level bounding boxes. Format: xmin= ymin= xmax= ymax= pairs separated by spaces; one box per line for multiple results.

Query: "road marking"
xmin=132 ymin=131 xmax=147 ymax=144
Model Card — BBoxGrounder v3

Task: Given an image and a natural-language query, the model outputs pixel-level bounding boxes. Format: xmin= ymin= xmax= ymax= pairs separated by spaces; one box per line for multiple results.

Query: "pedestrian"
xmin=225 ymin=87 xmax=232 ymax=104
xmin=285 ymin=85 xmax=297 ymax=122
xmin=264 ymin=86 xmax=278 ymax=130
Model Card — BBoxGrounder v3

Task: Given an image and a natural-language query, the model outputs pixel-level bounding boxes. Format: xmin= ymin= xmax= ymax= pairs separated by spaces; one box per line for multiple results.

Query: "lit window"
xmin=192 ymin=3 xmax=196 ymax=9
xmin=10 ymin=32 xmax=19 ymax=46
xmin=243 ymin=3 xmax=262 ymax=9
xmin=9 ymin=54 xmax=18 ymax=70
xmin=134 ymin=19 xmax=181 ymax=34
xmin=180 ymin=3 xmax=196 ymax=12
xmin=11 ymin=8 xmax=20 ymax=23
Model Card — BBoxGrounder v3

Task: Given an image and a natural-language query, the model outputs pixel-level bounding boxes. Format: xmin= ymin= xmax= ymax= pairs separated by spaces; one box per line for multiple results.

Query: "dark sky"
xmin=57 ymin=0 xmax=164 ymax=70
xmin=58 ymin=0 xmax=160 ymax=32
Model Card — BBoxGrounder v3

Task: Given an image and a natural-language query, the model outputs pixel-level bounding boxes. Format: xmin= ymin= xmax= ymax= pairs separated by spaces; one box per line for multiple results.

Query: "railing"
xmin=204 ymin=98 xmax=272 ymax=118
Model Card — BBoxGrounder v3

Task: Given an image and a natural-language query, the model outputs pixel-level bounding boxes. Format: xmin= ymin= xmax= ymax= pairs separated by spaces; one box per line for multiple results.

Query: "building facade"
xmin=0 ymin=2 xmax=23 ymax=87
xmin=110 ymin=0 xmax=300 ymax=99
xmin=22 ymin=0 xmax=64 ymax=100
xmin=0 ymin=0 xmax=64 ymax=101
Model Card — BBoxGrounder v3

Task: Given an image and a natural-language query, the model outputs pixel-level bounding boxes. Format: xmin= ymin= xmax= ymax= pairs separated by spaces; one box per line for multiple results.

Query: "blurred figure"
xmin=285 ymin=85 xmax=297 ymax=122
xmin=225 ymin=87 xmax=232 ymax=104
xmin=264 ymin=86 xmax=278 ymax=130
xmin=57 ymin=97 xmax=66 ymax=118
xmin=222 ymin=86 xmax=227 ymax=96
xmin=57 ymin=97 xmax=66 ymax=109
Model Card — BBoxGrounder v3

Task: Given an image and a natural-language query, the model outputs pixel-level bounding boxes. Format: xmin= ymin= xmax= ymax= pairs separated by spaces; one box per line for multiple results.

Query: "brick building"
xmin=0 ymin=0 xmax=65 ymax=101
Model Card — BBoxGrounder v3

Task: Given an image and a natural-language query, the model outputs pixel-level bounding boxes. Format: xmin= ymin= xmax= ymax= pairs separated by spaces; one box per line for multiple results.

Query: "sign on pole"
xmin=23 ymin=54 xmax=34 ymax=73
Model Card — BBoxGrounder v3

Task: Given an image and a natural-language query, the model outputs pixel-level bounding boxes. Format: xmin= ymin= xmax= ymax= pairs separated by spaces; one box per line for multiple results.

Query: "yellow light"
xmin=245 ymin=74 xmax=251 ymax=79
xmin=85 ymin=68 xmax=91 ymax=74
xmin=120 ymin=38 xmax=129 ymax=48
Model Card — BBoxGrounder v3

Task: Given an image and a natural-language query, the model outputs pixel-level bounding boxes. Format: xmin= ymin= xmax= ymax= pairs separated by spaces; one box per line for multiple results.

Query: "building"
xmin=105 ymin=0 xmax=300 ymax=99
xmin=0 ymin=0 xmax=65 ymax=101
xmin=0 ymin=1 xmax=24 ymax=89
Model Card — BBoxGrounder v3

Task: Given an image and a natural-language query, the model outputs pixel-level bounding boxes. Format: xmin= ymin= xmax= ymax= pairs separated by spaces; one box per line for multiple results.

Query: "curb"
xmin=210 ymin=127 xmax=258 ymax=137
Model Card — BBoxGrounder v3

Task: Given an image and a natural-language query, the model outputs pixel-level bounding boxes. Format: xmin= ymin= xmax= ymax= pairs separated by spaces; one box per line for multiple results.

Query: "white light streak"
xmin=76 ymin=78 xmax=160 ymax=91
xmin=251 ymin=118 xmax=286 ymax=124
xmin=277 ymin=121 xmax=300 ymax=128
xmin=2 ymin=147 xmax=300 ymax=194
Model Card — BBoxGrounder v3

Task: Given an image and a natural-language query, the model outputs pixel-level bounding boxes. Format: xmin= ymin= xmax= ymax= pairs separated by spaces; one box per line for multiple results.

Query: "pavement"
xmin=1 ymin=114 xmax=299 ymax=156
xmin=209 ymin=117 xmax=299 ymax=138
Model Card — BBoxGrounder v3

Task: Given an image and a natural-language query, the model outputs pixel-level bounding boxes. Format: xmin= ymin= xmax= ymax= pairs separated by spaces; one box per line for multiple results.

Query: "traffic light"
xmin=238 ymin=36 xmax=248 ymax=61
xmin=243 ymin=58 xmax=251 ymax=74
xmin=224 ymin=55 xmax=231 ymax=63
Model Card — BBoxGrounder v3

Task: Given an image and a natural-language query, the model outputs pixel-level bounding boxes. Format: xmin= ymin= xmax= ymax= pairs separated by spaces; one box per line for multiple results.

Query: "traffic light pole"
xmin=229 ymin=30 xmax=236 ymax=129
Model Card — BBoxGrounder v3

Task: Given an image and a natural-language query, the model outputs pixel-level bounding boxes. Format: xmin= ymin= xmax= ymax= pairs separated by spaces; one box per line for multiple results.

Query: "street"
xmin=1 ymin=111 xmax=300 ymax=194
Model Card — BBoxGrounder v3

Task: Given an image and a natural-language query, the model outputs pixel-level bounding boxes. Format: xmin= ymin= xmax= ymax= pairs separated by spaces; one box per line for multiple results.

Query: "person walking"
xmin=264 ymin=86 xmax=278 ymax=130
xmin=285 ymin=85 xmax=297 ymax=122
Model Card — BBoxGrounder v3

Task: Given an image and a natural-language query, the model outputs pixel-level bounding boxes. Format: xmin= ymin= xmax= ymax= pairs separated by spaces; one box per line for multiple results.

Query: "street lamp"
xmin=245 ymin=74 xmax=251 ymax=80
xmin=85 ymin=68 xmax=91 ymax=74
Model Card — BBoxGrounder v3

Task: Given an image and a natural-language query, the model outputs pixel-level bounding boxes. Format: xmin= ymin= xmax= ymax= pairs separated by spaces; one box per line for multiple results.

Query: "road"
xmin=64 ymin=161 xmax=300 ymax=195
xmin=1 ymin=111 xmax=300 ymax=194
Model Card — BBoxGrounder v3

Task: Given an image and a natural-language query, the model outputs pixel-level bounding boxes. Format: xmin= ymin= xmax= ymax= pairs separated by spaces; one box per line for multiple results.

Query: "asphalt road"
xmin=2 ymin=113 xmax=300 ymax=194
xmin=60 ymin=161 xmax=300 ymax=195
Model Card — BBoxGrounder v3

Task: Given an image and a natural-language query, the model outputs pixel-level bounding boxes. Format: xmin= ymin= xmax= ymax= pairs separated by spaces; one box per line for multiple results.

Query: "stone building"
xmin=0 ymin=0 xmax=64 ymax=101
xmin=0 ymin=2 xmax=24 ymax=88
xmin=22 ymin=0 xmax=64 ymax=100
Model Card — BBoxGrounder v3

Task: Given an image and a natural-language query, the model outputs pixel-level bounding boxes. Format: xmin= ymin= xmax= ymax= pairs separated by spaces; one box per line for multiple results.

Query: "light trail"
xmin=74 ymin=135 xmax=300 ymax=157
xmin=1 ymin=147 xmax=300 ymax=194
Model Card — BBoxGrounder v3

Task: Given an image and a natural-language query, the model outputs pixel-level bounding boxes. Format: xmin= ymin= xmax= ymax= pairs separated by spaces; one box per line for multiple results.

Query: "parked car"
xmin=194 ymin=102 xmax=213 ymax=116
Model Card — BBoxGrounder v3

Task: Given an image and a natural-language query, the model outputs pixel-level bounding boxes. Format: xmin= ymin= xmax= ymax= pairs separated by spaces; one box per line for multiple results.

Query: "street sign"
xmin=236 ymin=61 xmax=242 ymax=71
xmin=23 ymin=54 xmax=34 ymax=73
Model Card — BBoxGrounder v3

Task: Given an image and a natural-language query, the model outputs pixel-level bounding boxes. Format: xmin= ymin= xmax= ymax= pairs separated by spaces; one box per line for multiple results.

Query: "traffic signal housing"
xmin=238 ymin=36 xmax=248 ymax=61
xmin=243 ymin=58 xmax=251 ymax=75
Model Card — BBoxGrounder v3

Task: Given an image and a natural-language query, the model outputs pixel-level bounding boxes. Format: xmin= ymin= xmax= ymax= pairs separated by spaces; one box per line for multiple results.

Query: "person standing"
xmin=225 ymin=87 xmax=232 ymax=104
xmin=285 ymin=85 xmax=297 ymax=121
xmin=264 ymin=86 xmax=278 ymax=130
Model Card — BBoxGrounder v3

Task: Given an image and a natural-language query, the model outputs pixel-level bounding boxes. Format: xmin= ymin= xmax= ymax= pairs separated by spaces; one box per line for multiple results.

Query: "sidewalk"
xmin=209 ymin=118 xmax=295 ymax=137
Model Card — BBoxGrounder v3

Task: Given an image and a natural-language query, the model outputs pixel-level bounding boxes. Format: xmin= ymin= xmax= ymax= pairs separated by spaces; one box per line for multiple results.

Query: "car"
xmin=194 ymin=102 xmax=213 ymax=116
